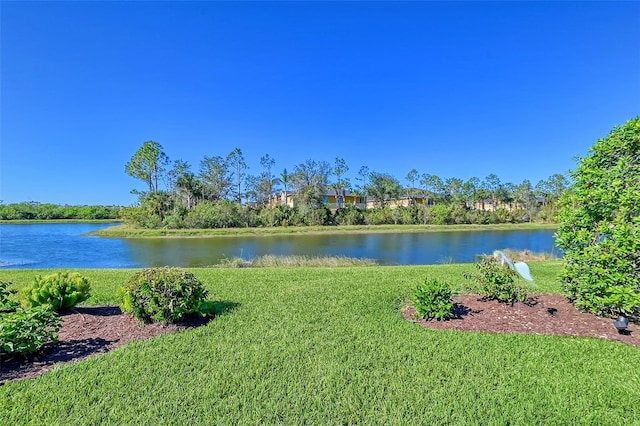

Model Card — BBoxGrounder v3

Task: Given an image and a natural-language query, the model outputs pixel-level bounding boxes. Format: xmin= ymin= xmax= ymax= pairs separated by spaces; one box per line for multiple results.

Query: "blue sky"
xmin=2 ymin=1 xmax=639 ymax=206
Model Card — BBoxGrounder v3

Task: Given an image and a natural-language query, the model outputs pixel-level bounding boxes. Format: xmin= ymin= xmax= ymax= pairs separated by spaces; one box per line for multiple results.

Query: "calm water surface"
xmin=0 ymin=223 xmax=559 ymax=269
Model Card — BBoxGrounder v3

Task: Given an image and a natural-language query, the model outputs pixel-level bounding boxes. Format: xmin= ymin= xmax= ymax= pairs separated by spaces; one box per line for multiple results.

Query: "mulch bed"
xmin=404 ymin=294 xmax=639 ymax=347
xmin=1 ymin=306 xmax=209 ymax=385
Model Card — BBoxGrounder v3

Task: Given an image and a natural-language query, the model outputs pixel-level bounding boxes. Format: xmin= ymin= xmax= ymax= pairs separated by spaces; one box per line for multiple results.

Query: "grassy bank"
xmin=2 ymin=262 xmax=639 ymax=424
xmin=91 ymin=222 xmax=558 ymax=238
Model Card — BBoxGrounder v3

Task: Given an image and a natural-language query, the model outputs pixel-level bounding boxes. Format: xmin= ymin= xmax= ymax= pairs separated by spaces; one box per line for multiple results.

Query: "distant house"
xmin=269 ymin=190 xmax=367 ymax=210
xmin=269 ymin=191 xmax=295 ymax=208
xmin=269 ymin=191 xmax=547 ymax=212
xmin=323 ymin=191 xmax=367 ymax=210
xmin=269 ymin=191 xmax=442 ymax=211
xmin=365 ymin=194 xmax=429 ymax=209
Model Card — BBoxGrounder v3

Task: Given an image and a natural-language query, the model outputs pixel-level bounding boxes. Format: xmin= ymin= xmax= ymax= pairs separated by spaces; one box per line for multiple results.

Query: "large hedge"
xmin=555 ymin=117 xmax=640 ymax=320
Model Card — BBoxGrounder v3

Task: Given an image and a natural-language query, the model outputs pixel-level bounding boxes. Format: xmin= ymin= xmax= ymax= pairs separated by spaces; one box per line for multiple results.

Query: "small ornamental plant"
xmin=413 ymin=277 xmax=455 ymax=321
xmin=118 ymin=267 xmax=208 ymax=324
xmin=1 ymin=306 xmax=62 ymax=357
xmin=1 ymin=280 xmax=62 ymax=358
xmin=21 ymin=272 xmax=91 ymax=312
xmin=0 ymin=281 xmax=20 ymax=313
xmin=465 ymin=257 xmax=527 ymax=304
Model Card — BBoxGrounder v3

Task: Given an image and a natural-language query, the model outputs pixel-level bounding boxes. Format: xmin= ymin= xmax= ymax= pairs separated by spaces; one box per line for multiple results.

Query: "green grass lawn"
xmin=2 ymin=262 xmax=639 ymax=424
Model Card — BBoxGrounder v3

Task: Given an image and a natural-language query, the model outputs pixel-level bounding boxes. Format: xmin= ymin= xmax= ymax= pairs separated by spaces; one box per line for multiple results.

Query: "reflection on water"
xmin=0 ymin=223 xmax=560 ymax=269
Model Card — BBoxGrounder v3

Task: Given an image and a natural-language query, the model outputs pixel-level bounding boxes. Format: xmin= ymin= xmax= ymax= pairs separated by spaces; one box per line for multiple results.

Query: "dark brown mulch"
xmin=1 ymin=306 xmax=210 ymax=385
xmin=403 ymin=294 xmax=639 ymax=347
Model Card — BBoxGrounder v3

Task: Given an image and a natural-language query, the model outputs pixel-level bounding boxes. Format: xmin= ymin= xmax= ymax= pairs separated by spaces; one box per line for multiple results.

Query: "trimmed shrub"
xmin=413 ymin=277 xmax=455 ymax=321
xmin=118 ymin=267 xmax=208 ymax=323
xmin=465 ymin=257 xmax=527 ymax=304
xmin=21 ymin=272 xmax=91 ymax=312
xmin=555 ymin=117 xmax=640 ymax=320
xmin=1 ymin=306 xmax=62 ymax=357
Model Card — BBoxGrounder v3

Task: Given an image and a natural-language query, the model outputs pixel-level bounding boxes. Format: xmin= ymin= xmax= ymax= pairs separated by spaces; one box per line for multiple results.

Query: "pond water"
xmin=0 ymin=223 xmax=560 ymax=269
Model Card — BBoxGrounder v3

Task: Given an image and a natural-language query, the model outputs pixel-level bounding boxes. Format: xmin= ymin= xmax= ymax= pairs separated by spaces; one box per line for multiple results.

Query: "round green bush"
xmin=21 ymin=272 xmax=91 ymax=312
xmin=556 ymin=117 xmax=640 ymax=320
xmin=119 ymin=267 xmax=208 ymax=323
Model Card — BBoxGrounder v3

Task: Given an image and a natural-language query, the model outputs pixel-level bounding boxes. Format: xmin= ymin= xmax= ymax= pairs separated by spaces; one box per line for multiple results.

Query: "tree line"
xmin=123 ymin=140 xmax=571 ymax=229
xmin=0 ymin=202 xmax=121 ymax=221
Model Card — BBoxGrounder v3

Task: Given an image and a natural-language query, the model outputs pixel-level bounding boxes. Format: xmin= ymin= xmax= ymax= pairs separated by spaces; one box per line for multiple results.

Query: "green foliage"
xmin=258 ymin=204 xmax=287 ymax=227
xmin=117 ymin=198 xmax=552 ymax=230
xmin=118 ymin=267 xmax=208 ymax=323
xmin=0 ymin=306 xmax=62 ymax=356
xmin=363 ymin=207 xmax=395 ymax=225
xmin=427 ymin=204 xmax=450 ymax=225
xmin=121 ymin=206 xmax=163 ymax=228
xmin=21 ymin=272 xmax=91 ymax=312
xmin=492 ymin=208 xmax=518 ymax=224
xmin=412 ymin=277 xmax=454 ymax=321
xmin=182 ymin=200 xmax=258 ymax=229
xmin=301 ymin=206 xmax=333 ymax=226
xmin=125 ymin=140 xmax=169 ymax=194
xmin=334 ymin=206 xmax=365 ymax=225
xmin=394 ymin=205 xmax=420 ymax=225
xmin=290 ymin=159 xmax=331 ymax=209
xmin=162 ymin=212 xmax=187 ymax=229
xmin=447 ymin=205 xmax=468 ymax=224
xmin=257 ymin=205 xmax=303 ymax=227
xmin=141 ymin=191 xmax=174 ymax=222
xmin=464 ymin=209 xmax=492 ymax=224
xmin=602 ymin=286 xmax=640 ymax=317
xmin=0 ymin=202 xmax=121 ymax=221
xmin=555 ymin=117 xmax=640 ymax=320
xmin=465 ymin=257 xmax=527 ymax=304
xmin=365 ymin=172 xmax=402 ymax=207
xmin=0 ymin=281 xmax=20 ymax=313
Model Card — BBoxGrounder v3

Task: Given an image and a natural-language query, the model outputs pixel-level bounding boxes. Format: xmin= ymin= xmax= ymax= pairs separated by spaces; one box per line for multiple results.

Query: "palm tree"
xmin=280 ymin=169 xmax=290 ymax=206
xmin=176 ymin=173 xmax=201 ymax=210
xmin=406 ymin=169 xmax=419 ymax=205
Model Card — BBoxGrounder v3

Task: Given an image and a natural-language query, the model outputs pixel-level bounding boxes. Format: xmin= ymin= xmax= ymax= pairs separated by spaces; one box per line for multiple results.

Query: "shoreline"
xmin=89 ymin=222 xmax=558 ymax=238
